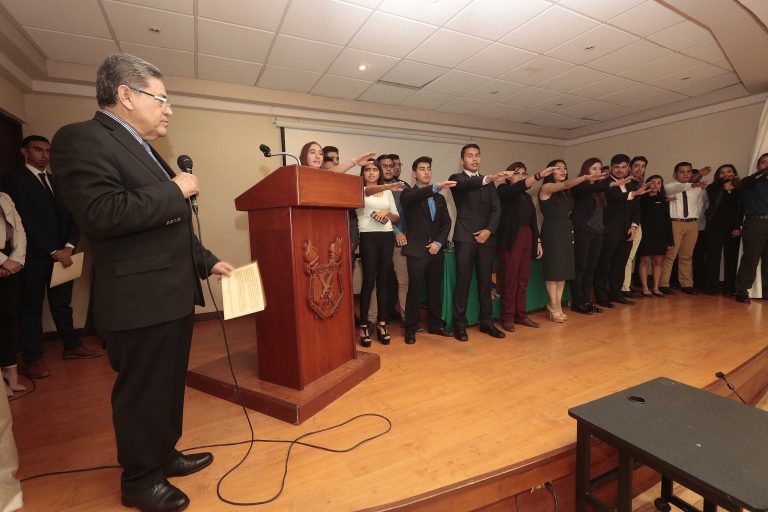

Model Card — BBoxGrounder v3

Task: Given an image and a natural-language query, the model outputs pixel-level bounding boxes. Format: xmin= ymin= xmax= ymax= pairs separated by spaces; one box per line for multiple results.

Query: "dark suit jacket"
xmin=3 ymin=166 xmax=80 ymax=258
xmin=448 ymin=172 xmax=500 ymax=246
xmin=571 ymin=180 xmax=611 ymax=231
xmin=496 ymin=179 xmax=538 ymax=255
xmin=705 ymin=180 xmax=742 ymax=231
xmin=400 ymin=184 xmax=451 ymax=258
xmin=49 ymin=111 xmax=218 ymax=331
xmin=603 ymin=178 xmax=640 ymax=236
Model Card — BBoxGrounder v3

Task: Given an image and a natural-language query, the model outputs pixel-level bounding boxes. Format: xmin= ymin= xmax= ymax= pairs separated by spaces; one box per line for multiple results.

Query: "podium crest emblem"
xmin=302 ymin=237 xmax=344 ymax=319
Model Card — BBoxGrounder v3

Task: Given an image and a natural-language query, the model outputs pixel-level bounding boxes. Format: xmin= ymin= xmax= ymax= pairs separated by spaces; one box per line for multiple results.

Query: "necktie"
xmin=682 ymin=190 xmax=689 ymax=218
xmin=142 ymin=140 xmax=171 ymax=179
xmin=427 ymin=196 xmax=436 ymax=221
xmin=38 ymin=172 xmax=54 ymax=196
xmin=0 ymin=203 xmax=13 ymax=242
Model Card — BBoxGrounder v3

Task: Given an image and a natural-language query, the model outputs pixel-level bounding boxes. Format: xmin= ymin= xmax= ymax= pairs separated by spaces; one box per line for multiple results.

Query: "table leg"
xmin=661 ymin=476 xmax=672 ymax=501
xmin=575 ymin=423 xmax=591 ymax=512
xmin=617 ymin=451 xmax=634 ymax=512
xmin=703 ymin=500 xmax=716 ymax=512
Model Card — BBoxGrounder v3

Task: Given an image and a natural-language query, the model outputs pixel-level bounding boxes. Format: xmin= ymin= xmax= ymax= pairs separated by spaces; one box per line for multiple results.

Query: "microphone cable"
xmin=715 ymin=371 xmax=747 ymax=404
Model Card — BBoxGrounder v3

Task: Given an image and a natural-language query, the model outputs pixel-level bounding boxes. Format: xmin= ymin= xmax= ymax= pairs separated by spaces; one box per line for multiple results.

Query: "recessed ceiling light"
xmin=358 ymin=64 xmax=368 ymax=71
xmin=490 ymin=90 xmax=499 ymax=95
xmin=681 ymin=76 xmax=691 ymax=80
xmin=585 ymin=45 xmax=595 ymax=50
xmin=555 ymin=103 xmax=563 ymax=106
xmin=148 ymin=26 xmax=161 ymax=33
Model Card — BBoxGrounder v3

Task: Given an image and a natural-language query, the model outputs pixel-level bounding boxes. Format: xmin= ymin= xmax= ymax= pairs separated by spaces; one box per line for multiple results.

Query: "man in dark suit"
xmin=50 ymin=53 xmax=233 ymax=512
xmin=3 ymin=135 xmax=102 ymax=379
xmin=400 ymin=156 xmax=454 ymax=344
xmin=449 ymin=144 xmax=510 ymax=341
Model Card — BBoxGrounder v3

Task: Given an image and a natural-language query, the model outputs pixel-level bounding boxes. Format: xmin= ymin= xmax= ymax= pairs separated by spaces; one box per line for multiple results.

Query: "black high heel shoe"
xmin=375 ymin=322 xmax=391 ymax=345
xmin=358 ymin=324 xmax=372 ymax=348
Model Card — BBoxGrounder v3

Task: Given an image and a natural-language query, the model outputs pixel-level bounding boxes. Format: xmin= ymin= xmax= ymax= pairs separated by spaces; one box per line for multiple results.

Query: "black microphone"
xmin=176 ymin=154 xmax=198 ymax=214
xmin=259 ymin=144 xmax=272 ymax=157
xmin=715 ymin=371 xmax=747 ymax=404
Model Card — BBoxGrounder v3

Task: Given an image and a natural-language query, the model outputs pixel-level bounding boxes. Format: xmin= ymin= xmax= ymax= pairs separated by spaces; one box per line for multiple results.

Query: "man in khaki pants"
xmin=660 ymin=162 xmax=708 ymax=294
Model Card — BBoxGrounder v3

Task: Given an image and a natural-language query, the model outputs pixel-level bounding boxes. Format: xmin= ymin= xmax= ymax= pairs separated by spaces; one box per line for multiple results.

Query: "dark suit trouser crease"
xmin=735 ymin=217 xmax=768 ymax=293
xmin=404 ymin=253 xmax=444 ymax=330
xmin=704 ymin=225 xmax=740 ymax=293
xmin=359 ymin=232 xmax=394 ymax=323
xmin=498 ymin=225 xmax=532 ymax=322
xmin=573 ymin=229 xmax=604 ymax=307
xmin=102 ymin=313 xmax=194 ymax=492
xmin=20 ymin=255 xmax=81 ymax=362
xmin=453 ymin=241 xmax=495 ymax=329
xmin=595 ymin=233 xmax=632 ymax=302
xmin=0 ymin=272 xmax=22 ymax=367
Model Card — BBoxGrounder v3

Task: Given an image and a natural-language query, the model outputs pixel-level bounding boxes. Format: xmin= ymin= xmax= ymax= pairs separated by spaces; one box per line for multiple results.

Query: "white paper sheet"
xmin=50 ymin=252 xmax=84 ymax=288
xmin=221 ymin=261 xmax=266 ymax=320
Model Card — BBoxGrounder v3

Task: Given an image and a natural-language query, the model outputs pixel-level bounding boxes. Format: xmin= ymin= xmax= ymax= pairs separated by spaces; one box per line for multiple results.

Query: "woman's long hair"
xmin=579 ymin=157 xmax=605 ymax=206
xmin=299 ymin=141 xmax=321 ymax=167
xmin=645 ymin=174 xmax=667 ymax=201
xmin=542 ymin=159 xmax=567 ymax=184
xmin=715 ymin=164 xmax=740 ymax=190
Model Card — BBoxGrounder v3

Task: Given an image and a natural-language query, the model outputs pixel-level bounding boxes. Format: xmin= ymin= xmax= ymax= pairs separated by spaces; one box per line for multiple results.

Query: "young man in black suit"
xmin=400 ymin=156 xmax=455 ymax=344
xmin=449 ymin=144 xmax=510 ymax=341
xmin=51 ymin=53 xmax=234 ymax=512
xmin=3 ymin=135 xmax=102 ymax=379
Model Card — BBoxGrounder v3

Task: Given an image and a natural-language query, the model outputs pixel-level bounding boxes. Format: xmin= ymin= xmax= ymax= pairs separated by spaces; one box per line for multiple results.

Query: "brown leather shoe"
xmin=500 ymin=321 xmax=516 ymax=332
xmin=63 ymin=346 xmax=104 ymax=360
xmin=515 ymin=317 xmax=540 ymax=328
xmin=24 ymin=359 xmax=51 ymax=379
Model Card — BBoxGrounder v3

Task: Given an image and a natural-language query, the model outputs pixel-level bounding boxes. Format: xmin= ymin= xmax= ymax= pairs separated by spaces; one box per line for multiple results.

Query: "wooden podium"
xmin=187 ymin=165 xmax=380 ymax=424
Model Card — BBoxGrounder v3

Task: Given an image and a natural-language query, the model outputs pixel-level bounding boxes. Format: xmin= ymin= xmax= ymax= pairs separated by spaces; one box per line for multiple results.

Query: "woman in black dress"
xmin=703 ymin=164 xmax=742 ymax=295
xmin=637 ymin=175 xmax=673 ymax=297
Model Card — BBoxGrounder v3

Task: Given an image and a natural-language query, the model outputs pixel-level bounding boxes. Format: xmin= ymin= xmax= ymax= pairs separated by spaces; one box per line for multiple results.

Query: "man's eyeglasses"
xmin=130 ymin=87 xmax=171 ymax=110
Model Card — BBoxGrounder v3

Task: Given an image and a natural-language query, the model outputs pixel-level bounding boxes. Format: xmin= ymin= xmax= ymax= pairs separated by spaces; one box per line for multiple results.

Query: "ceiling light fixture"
xmin=148 ymin=26 xmax=161 ymax=33
xmin=490 ymin=90 xmax=499 ymax=95
xmin=681 ymin=76 xmax=691 ymax=80
xmin=358 ymin=64 xmax=368 ymax=71
xmin=585 ymin=45 xmax=595 ymax=50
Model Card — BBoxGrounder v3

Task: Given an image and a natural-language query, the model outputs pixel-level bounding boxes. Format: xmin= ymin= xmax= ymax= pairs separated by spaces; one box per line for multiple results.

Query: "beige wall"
xmin=0 ymin=73 xmax=25 ymax=120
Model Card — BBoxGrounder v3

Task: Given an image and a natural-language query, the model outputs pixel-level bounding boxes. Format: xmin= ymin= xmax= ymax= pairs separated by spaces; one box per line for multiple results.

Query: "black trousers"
xmin=704 ymin=225 xmax=741 ymax=293
xmin=20 ymin=255 xmax=81 ymax=362
xmin=359 ymin=232 xmax=394 ymax=324
xmin=102 ymin=313 xmax=194 ymax=492
xmin=572 ymin=229 xmax=603 ymax=307
xmin=404 ymin=253 xmax=444 ymax=331
xmin=692 ymin=229 xmax=707 ymax=289
xmin=594 ymin=232 xmax=632 ymax=302
xmin=0 ymin=272 xmax=21 ymax=367
xmin=735 ymin=216 xmax=768 ymax=293
xmin=453 ymin=241 xmax=495 ymax=329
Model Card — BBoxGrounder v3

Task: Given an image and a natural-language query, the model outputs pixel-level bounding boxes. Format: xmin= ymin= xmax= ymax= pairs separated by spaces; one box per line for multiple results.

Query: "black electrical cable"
xmin=544 ymin=482 xmax=559 ymax=512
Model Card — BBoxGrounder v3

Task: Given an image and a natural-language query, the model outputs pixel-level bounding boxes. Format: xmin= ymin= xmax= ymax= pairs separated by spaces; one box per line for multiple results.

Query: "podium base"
xmin=186 ymin=349 xmax=380 ymax=425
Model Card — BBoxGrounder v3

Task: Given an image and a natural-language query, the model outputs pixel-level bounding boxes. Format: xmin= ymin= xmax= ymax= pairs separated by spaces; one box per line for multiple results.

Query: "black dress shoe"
xmin=588 ymin=303 xmax=603 ymax=313
xmin=680 ymin=287 xmax=698 ymax=295
xmin=596 ymin=301 xmax=614 ymax=308
xmin=623 ymin=291 xmax=643 ymax=299
xmin=164 ymin=452 xmax=213 ymax=478
xmin=659 ymin=286 xmax=674 ymax=295
xmin=515 ymin=317 xmax=540 ymax=328
xmin=427 ymin=327 xmax=453 ymax=337
xmin=735 ymin=290 xmax=751 ymax=304
xmin=479 ymin=324 xmax=505 ymax=339
xmin=453 ymin=328 xmax=468 ymax=342
xmin=573 ymin=304 xmax=593 ymax=315
xmin=404 ymin=329 xmax=416 ymax=344
xmin=121 ymin=480 xmax=189 ymax=512
xmin=611 ymin=296 xmax=634 ymax=305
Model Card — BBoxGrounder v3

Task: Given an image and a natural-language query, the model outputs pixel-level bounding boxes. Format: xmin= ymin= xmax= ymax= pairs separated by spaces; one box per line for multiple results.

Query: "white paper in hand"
xmin=50 ymin=252 xmax=84 ymax=288
xmin=221 ymin=261 xmax=266 ymax=320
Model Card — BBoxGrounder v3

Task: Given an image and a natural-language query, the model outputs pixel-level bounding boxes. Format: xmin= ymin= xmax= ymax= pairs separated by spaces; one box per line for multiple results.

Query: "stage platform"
xmin=10 ymin=293 xmax=768 ymax=511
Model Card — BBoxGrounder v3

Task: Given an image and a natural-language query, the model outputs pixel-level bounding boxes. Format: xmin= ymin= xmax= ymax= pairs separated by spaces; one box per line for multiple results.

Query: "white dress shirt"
xmin=664 ymin=180 xmax=705 ymax=220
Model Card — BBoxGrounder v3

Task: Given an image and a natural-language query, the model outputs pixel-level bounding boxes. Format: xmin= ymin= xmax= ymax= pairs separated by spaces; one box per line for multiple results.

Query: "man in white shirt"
xmin=660 ymin=162 xmax=708 ymax=294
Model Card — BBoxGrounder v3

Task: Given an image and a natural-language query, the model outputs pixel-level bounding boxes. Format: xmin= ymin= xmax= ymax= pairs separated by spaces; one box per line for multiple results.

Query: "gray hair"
xmin=96 ymin=53 xmax=163 ymax=108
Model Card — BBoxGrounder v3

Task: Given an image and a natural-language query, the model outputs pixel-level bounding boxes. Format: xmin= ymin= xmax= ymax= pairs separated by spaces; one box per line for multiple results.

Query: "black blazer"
xmin=603 ymin=178 xmax=640 ymax=236
xmin=400 ymin=184 xmax=451 ymax=258
xmin=496 ymin=179 xmax=538 ymax=256
xmin=3 ymin=166 xmax=80 ymax=258
xmin=49 ymin=111 xmax=218 ymax=331
xmin=448 ymin=172 xmax=500 ymax=246
xmin=571 ymin=180 xmax=611 ymax=231
xmin=705 ymin=181 xmax=742 ymax=231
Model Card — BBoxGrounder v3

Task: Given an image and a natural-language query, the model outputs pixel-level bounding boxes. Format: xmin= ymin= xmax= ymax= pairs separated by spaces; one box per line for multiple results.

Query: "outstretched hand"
xmin=436 ymin=180 xmax=457 ymax=189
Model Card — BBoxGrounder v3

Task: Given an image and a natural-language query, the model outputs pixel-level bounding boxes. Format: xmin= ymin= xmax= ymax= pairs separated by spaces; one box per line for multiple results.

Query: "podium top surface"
xmin=235 ymin=165 xmax=364 ymax=211
xmin=569 ymin=377 xmax=768 ymax=511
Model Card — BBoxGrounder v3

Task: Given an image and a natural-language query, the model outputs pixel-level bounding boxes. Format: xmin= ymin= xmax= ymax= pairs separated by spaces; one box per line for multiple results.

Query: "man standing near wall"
xmin=621 ymin=156 xmax=647 ymax=299
xmin=734 ymin=152 xmax=768 ymax=303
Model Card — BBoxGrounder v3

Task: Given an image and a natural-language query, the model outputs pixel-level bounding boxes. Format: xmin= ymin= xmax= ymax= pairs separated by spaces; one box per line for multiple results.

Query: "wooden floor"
xmin=9 ymin=293 xmax=766 ymax=511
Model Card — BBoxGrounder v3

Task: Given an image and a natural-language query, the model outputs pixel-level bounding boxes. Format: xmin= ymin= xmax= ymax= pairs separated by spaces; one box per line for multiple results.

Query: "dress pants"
xmin=20 ymin=255 xmax=81 ymax=362
xmin=573 ymin=229 xmax=603 ymax=307
xmin=0 ymin=273 xmax=21 ymax=367
xmin=359 ymin=232 xmax=394 ymax=324
xmin=704 ymin=224 xmax=740 ymax=293
xmin=453 ymin=241 xmax=495 ymax=329
xmin=404 ymin=252 xmax=444 ymax=330
xmin=594 ymin=232 xmax=632 ymax=302
xmin=368 ymin=245 xmax=408 ymax=323
xmin=622 ymin=225 xmax=642 ymax=291
xmin=101 ymin=313 xmax=194 ymax=493
xmin=692 ymin=228 xmax=707 ymax=288
xmin=735 ymin=216 xmax=768 ymax=292
xmin=497 ymin=225 xmax=532 ymax=323
xmin=661 ymin=221 xmax=699 ymax=288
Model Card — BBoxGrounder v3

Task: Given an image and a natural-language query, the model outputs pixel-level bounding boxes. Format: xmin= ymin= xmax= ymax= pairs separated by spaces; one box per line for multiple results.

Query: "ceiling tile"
xmin=557 ymin=0 xmax=644 ymax=21
xmin=500 ymin=56 xmax=575 ymax=86
xmin=457 ymin=43 xmax=536 ymax=78
xmin=268 ymin=35 xmax=342 ymax=73
xmin=437 ymin=97 xmax=491 ymax=116
xmin=407 ymin=29 xmax=491 ymax=68
xmin=588 ymin=105 xmax=639 ymax=121
xmin=620 ymin=53 xmax=701 ymax=82
xmin=120 ymin=43 xmax=194 ymax=77
xmin=558 ymin=98 xmax=615 ymax=118
xmin=197 ymin=0 xmax=288 ymax=31
xmin=546 ymin=24 xmax=638 ymax=65
xmin=343 ymin=0 xmax=381 ymax=7
xmin=380 ymin=60 xmax=447 ymax=88
xmin=281 ymin=0 xmax=371 ymax=46
xmin=105 ymin=1 xmax=194 ymax=50
xmin=197 ymin=18 xmax=273 ymax=63
xmin=570 ymin=75 xmax=637 ymax=99
xmin=599 ymin=84 xmax=667 ymax=104
xmin=399 ymin=90 xmax=455 ymax=110
xmin=666 ymin=72 xmax=740 ymax=97
xmin=106 ymin=0 xmax=192 ymax=14
xmin=377 ymin=0 xmax=473 ymax=26
xmin=357 ymin=83 xmax=415 ymax=105
xmin=538 ymin=66 xmax=609 ymax=93
xmin=326 ymin=48 xmax=399 ymax=81
xmin=24 ymin=28 xmax=118 ymax=65
xmin=472 ymin=103 xmax=526 ymax=120
xmin=623 ymin=90 xmax=687 ymax=110
xmin=311 ymin=75 xmax=373 ymax=99
xmin=532 ymin=93 xmax=585 ymax=113
xmin=501 ymin=87 xmax=560 ymax=107
xmin=711 ymin=58 xmax=733 ymax=71
xmin=258 ymin=65 xmax=321 ymax=93
xmin=585 ymin=40 xmax=672 ymax=75
xmin=499 ymin=108 xmax=544 ymax=123
xmin=423 ymin=70 xmax=488 ymax=95
xmin=647 ymin=21 xmax=712 ymax=52
xmin=609 ymin=1 xmax=685 ymax=37
xmin=502 ymin=6 xmax=599 ymax=54
xmin=528 ymin=112 xmax=590 ymax=129
xmin=197 ymin=54 xmax=263 ymax=86
xmin=348 ymin=12 xmax=436 ymax=58
xmin=649 ymin=64 xmax=734 ymax=93
xmin=1 ymin=0 xmax=111 ymax=37
xmin=464 ymin=79 xmax=526 ymax=101
xmin=681 ymin=39 xmax=728 ymax=64
xmin=446 ymin=0 xmax=551 ymax=41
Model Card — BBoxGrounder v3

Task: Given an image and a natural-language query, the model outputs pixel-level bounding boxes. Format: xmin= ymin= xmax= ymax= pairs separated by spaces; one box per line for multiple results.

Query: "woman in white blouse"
xmin=356 ymin=160 xmax=400 ymax=347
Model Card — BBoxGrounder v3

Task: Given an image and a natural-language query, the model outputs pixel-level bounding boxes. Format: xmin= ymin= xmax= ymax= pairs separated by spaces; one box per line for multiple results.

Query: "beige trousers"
xmin=0 ymin=388 xmax=22 ymax=512
xmin=622 ymin=225 xmax=642 ymax=291
xmin=368 ymin=245 xmax=409 ymax=322
xmin=661 ymin=221 xmax=699 ymax=288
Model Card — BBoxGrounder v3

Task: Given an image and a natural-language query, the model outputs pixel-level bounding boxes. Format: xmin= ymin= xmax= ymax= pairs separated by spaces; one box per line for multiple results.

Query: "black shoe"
xmin=358 ymin=324 xmax=372 ymax=348
xmin=121 ymin=481 xmax=189 ymax=512
xmin=375 ymin=322 xmax=391 ymax=345
xmin=164 ymin=452 xmax=213 ymax=478
xmin=623 ymin=291 xmax=643 ymax=299
xmin=515 ymin=317 xmax=540 ymax=328
xmin=500 ymin=321 xmax=516 ymax=332
xmin=479 ymin=324 xmax=506 ymax=339
xmin=588 ymin=303 xmax=603 ymax=313
xmin=680 ymin=287 xmax=697 ymax=295
xmin=735 ymin=290 xmax=751 ymax=304
xmin=404 ymin=329 xmax=416 ymax=344
xmin=611 ymin=296 xmax=634 ymax=305
xmin=659 ymin=287 xmax=674 ymax=295
xmin=573 ymin=304 xmax=593 ymax=315
xmin=427 ymin=327 xmax=453 ymax=337
xmin=453 ymin=327 xmax=468 ymax=342
xmin=596 ymin=301 xmax=614 ymax=308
